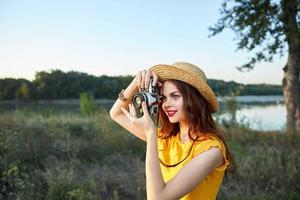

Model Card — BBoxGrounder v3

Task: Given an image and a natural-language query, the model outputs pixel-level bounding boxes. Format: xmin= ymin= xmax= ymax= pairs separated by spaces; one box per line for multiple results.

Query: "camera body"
xmin=131 ymin=78 xmax=161 ymax=118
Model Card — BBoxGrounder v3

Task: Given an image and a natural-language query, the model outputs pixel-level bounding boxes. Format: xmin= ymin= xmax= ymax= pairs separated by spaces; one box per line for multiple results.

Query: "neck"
xmin=179 ymin=121 xmax=189 ymax=137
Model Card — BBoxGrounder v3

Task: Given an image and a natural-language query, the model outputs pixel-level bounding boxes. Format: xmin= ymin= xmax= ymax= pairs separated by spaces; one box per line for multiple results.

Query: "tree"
xmin=79 ymin=92 xmax=97 ymax=116
xmin=15 ymin=83 xmax=30 ymax=101
xmin=210 ymin=0 xmax=300 ymax=133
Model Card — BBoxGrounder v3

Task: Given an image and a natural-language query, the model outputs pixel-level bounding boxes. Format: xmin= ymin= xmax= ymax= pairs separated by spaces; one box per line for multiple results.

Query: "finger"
xmin=129 ymin=103 xmax=136 ymax=118
xmin=144 ymin=69 xmax=152 ymax=89
xmin=151 ymin=71 xmax=158 ymax=86
xmin=141 ymin=101 xmax=150 ymax=117
xmin=121 ymin=107 xmax=134 ymax=120
xmin=157 ymin=81 xmax=163 ymax=88
xmin=136 ymin=72 xmax=142 ymax=91
xmin=140 ymin=70 xmax=146 ymax=90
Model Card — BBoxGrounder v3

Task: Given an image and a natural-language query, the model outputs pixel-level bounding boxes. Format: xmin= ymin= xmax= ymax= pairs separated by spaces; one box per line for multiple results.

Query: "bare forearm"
xmin=109 ymin=77 xmax=138 ymax=118
xmin=146 ymin=129 xmax=165 ymax=200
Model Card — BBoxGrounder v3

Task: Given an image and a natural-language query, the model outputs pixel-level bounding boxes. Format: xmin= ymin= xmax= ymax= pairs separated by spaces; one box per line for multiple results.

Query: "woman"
xmin=109 ymin=62 xmax=236 ymax=200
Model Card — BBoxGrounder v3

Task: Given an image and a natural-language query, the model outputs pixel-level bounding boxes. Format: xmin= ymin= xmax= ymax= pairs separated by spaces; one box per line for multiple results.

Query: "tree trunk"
xmin=282 ymin=53 xmax=300 ymax=133
xmin=281 ymin=0 xmax=300 ymax=133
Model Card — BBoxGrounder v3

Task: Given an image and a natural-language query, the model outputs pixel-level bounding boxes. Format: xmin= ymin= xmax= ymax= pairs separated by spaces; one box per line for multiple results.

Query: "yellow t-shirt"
xmin=157 ymin=131 xmax=229 ymax=200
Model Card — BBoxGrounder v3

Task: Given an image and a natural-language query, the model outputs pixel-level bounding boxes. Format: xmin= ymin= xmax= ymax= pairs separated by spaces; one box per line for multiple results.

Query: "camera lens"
xmin=132 ymin=93 xmax=146 ymax=109
xmin=153 ymin=107 xmax=158 ymax=115
xmin=132 ymin=93 xmax=147 ymax=117
xmin=135 ymin=96 xmax=142 ymax=106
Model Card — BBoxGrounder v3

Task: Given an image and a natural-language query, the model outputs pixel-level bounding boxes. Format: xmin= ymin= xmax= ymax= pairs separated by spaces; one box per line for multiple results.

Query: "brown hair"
xmin=158 ymin=79 xmax=236 ymax=173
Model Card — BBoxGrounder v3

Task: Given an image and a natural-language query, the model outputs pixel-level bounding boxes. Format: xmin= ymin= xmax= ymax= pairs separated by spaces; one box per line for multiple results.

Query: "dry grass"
xmin=0 ymin=108 xmax=299 ymax=200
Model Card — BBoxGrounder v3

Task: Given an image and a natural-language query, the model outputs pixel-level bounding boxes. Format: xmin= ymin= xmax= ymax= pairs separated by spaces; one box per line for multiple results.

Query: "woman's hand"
xmin=135 ymin=69 xmax=160 ymax=91
xmin=123 ymin=68 xmax=162 ymax=140
xmin=121 ymin=101 xmax=156 ymax=140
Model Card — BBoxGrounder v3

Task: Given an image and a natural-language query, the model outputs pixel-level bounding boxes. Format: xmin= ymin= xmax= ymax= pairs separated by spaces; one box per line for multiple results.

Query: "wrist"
xmin=146 ymin=128 xmax=157 ymax=139
xmin=119 ymin=79 xmax=138 ymax=102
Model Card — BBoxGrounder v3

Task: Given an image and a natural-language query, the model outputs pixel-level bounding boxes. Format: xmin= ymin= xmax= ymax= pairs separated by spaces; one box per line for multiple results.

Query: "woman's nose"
xmin=163 ymin=98 xmax=171 ymax=108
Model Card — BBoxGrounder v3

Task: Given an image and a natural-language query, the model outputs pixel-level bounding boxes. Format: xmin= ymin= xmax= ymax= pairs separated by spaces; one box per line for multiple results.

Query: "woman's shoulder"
xmin=193 ymin=133 xmax=229 ymax=171
xmin=195 ymin=133 xmax=222 ymax=142
xmin=193 ymin=134 xmax=226 ymax=155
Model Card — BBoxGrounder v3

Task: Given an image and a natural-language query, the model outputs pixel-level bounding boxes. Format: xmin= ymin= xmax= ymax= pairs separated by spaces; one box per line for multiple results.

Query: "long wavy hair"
xmin=157 ymin=79 xmax=236 ymax=173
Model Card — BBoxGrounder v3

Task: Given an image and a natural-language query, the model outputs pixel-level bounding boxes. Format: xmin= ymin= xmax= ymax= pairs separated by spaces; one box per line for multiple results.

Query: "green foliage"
xmin=0 ymin=78 xmax=33 ymax=100
xmin=0 ymin=165 xmax=29 ymax=200
xmin=208 ymin=79 xmax=282 ymax=96
xmin=218 ymin=128 xmax=300 ymax=200
xmin=239 ymin=83 xmax=282 ymax=95
xmin=0 ymin=109 xmax=146 ymax=199
xmin=15 ymin=83 xmax=30 ymax=101
xmin=208 ymin=79 xmax=243 ymax=96
xmin=46 ymin=165 xmax=100 ymax=200
xmin=65 ymin=187 xmax=99 ymax=200
xmin=0 ymin=106 xmax=299 ymax=199
xmin=79 ymin=92 xmax=97 ymax=116
xmin=64 ymin=121 xmax=98 ymax=139
xmin=210 ymin=0 xmax=300 ymax=132
xmin=209 ymin=0 xmax=299 ymax=71
xmin=31 ymin=69 xmax=133 ymax=100
xmin=0 ymin=70 xmax=282 ymax=101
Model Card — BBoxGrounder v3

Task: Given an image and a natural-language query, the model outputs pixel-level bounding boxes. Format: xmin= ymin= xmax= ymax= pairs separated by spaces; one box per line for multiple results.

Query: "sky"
xmin=0 ymin=0 xmax=287 ymax=84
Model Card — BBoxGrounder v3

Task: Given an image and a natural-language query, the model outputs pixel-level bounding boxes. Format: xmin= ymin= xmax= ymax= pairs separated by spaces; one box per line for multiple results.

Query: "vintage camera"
xmin=131 ymin=78 xmax=161 ymax=118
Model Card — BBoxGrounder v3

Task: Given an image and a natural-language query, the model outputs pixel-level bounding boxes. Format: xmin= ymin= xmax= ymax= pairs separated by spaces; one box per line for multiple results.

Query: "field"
xmin=0 ymin=105 xmax=299 ymax=200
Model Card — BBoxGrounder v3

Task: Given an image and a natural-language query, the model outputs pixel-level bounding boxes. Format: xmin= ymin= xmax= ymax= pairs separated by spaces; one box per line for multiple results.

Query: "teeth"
xmin=167 ymin=111 xmax=177 ymax=116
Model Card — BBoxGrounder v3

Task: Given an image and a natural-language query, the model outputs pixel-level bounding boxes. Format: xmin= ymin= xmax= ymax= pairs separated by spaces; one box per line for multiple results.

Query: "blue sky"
xmin=0 ymin=0 xmax=286 ymax=84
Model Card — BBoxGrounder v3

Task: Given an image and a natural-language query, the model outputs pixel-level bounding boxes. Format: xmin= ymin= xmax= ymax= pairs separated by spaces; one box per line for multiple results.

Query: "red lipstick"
xmin=166 ymin=110 xmax=177 ymax=117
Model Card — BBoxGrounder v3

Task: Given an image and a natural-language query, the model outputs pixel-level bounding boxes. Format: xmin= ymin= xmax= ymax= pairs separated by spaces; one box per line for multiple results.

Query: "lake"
xmin=0 ymin=95 xmax=286 ymax=131
xmin=216 ymin=95 xmax=286 ymax=131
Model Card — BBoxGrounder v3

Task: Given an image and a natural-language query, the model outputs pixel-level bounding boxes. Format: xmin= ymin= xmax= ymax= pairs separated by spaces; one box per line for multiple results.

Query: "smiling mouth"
xmin=166 ymin=111 xmax=177 ymax=117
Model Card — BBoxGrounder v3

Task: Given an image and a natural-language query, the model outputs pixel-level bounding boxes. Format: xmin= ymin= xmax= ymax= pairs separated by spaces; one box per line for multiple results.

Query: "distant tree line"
xmin=0 ymin=69 xmax=282 ymax=101
xmin=208 ymin=80 xmax=282 ymax=96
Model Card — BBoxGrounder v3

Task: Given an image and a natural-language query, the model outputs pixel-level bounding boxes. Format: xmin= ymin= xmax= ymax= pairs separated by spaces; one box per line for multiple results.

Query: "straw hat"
xmin=150 ymin=62 xmax=219 ymax=113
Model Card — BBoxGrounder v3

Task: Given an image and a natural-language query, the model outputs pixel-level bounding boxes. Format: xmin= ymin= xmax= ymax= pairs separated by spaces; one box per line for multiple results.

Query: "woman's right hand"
xmin=110 ymin=67 xmax=162 ymax=142
xmin=135 ymin=69 xmax=160 ymax=91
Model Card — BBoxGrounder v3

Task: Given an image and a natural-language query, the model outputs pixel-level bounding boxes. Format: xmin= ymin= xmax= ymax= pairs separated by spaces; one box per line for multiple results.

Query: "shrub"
xmin=79 ymin=92 xmax=96 ymax=116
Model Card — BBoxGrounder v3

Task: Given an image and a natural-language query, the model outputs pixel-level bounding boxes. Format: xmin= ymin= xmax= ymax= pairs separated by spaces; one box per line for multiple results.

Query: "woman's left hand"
xmin=121 ymin=101 xmax=156 ymax=140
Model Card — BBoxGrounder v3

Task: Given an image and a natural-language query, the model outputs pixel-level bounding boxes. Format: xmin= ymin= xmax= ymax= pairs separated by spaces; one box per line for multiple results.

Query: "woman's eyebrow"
xmin=161 ymin=91 xmax=180 ymax=97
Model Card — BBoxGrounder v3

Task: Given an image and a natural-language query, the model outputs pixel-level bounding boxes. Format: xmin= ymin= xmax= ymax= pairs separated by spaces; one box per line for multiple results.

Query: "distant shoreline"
xmin=0 ymin=95 xmax=284 ymax=105
xmin=218 ymin=95 xmax=284 ymax=103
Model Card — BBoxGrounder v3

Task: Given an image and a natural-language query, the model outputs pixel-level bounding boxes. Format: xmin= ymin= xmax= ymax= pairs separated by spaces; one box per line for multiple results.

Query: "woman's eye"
xmin=172 ymin=95 xmax=179 ymax=99
xmin=161 ymin=95 xmax=180 ymax=102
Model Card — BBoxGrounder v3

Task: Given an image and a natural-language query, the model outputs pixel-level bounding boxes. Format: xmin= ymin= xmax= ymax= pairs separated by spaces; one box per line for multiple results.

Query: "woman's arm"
xmin=109 ymin=76 xmax=147 ymax=141
xmin=146 ymin=128 xmax=224 ymax=200
xmin=110 ymin=69 xmax=159 ymax=142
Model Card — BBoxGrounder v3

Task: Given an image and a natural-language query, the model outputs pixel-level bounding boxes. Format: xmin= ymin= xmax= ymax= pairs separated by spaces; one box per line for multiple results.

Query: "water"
xmin=216 ymin=95 xmax=286 ymax=131
xmin=217 ymin=103 xmax=286 ymax=131
xmin=0 ymin=96 xmax=287 ymax=131
xmin=218 ymin=95 xmax=284 ymax=104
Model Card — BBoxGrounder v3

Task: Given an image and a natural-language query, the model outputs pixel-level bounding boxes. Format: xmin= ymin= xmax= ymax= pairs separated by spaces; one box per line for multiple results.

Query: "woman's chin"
xmin=168 ymin=118 xmax=178 ymax=123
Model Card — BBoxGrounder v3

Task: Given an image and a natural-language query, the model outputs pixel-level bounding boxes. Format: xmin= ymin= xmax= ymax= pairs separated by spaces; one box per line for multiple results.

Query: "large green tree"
xmin=210 ymin=0 xmax=300 ymax=133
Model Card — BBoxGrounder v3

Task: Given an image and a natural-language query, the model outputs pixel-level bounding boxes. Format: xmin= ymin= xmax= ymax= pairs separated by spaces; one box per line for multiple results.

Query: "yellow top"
xmin=157 ymin=131 xmax=229 ymax=200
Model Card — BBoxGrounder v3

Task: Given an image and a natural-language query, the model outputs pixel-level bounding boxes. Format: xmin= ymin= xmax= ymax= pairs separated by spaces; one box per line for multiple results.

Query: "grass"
xmin=0 ymin=107 xmax=299 ymax=200
xmin=219 ymin=128 xmax=300 ymax=200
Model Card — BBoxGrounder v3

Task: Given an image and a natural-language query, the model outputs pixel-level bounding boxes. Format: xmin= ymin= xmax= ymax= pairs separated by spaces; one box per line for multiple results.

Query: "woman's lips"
xmin=166 ymin=110 xmax=177 ymax=117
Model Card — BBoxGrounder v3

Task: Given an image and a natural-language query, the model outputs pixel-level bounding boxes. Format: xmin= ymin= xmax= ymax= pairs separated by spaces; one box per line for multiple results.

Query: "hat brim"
xmin=150 ymin=64 xmax=219 ymax=113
